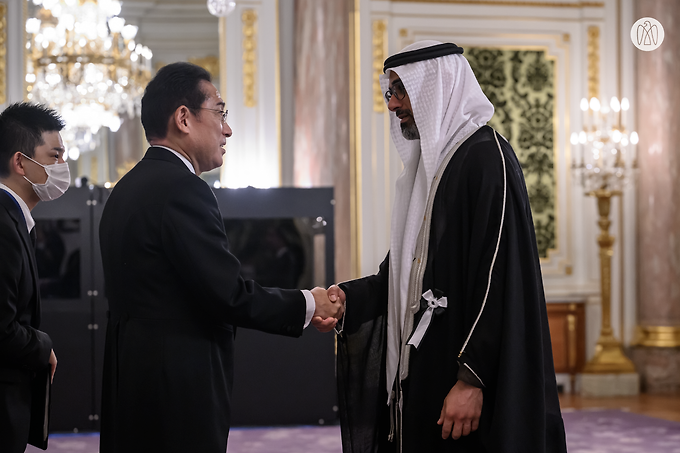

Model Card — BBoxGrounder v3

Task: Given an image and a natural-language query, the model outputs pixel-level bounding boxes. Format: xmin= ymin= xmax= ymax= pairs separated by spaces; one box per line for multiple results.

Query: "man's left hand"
xmin=437 ymin=380 xmax=483 ymax=440
xmin=311 ymin=316 xmax=337 ymax=332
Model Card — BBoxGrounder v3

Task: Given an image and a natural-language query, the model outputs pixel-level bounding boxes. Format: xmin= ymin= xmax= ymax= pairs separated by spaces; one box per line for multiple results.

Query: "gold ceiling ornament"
xmin=25 ymin=0 xmax=152 ymax=161
xmin=571 ymin=96 xmax=639 ymax=374
xmin=372 ymin=20 xmax=386 ymax=113
xmin=0 ymin=2 xmax=6 ymax=105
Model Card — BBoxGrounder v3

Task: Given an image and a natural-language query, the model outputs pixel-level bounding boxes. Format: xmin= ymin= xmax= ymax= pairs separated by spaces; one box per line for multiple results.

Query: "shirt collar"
xmin=152 ymin=145 xmax=196 ymax=175
xmin=0 ymin=182 xmax=34 ymax=233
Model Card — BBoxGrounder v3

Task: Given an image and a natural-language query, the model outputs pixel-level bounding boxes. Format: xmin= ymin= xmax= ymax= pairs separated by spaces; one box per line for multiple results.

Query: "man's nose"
xmin=222 ymin=122 xmax=233 ymax=138
xmin=387 ymin=95 xmax=401 ymax=112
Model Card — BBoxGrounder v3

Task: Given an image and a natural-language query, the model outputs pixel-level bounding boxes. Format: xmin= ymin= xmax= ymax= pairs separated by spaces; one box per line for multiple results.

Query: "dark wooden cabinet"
xmin=546 ymin=302 xmax=586 ymax=391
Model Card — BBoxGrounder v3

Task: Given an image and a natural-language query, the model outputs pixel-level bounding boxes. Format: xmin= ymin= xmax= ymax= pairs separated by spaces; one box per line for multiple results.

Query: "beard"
xmin=400 ymin=120 xmax=420 ymax=140
xmin=397 ymin=109 xmax=420 ymax=140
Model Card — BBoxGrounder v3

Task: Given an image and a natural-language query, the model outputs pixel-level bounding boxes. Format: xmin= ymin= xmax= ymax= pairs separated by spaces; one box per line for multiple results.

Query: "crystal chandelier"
xmin=25 ymin=0 xmax=152 ymax=160
xmin=206 ymin=0 xmax=236 ymax=17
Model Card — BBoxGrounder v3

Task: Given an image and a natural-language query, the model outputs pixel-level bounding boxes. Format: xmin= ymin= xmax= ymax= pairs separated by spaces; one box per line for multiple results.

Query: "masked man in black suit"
xmin=98 ymin=62 xmax=343 ymax=453
xmin=0 ymin=103 xmax=67 ymax=453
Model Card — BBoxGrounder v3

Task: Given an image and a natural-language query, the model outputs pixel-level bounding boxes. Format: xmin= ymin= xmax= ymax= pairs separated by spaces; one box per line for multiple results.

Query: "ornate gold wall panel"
xmin=467 ymin=48 xmax=556 ymax=257
xmin=372 ymin=20 xmax=386 ymax=113
xmin=587 ymin=25 xmax=599 ymax=100
xmin=0 ymin=3 xmax=6 ymax=105
xmin=242 ymin=9 xmax=257 ymax=108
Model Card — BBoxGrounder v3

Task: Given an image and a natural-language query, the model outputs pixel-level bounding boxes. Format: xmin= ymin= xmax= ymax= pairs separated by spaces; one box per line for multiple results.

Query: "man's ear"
xmin=10 ymin=152 xmax=27 ymax=177
xmin=174 ymin=106 xmax=192 ymax=134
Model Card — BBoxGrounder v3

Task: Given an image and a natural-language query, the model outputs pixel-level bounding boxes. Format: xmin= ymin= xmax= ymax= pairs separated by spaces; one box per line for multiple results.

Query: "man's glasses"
xmin=384 ymin=80 xmax=407 ymax=103
xmin=200 ymin=108 xmax=229 ymax=123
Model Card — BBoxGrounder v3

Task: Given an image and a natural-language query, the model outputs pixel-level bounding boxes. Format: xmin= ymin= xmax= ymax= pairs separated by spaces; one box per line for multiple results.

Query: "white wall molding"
xmin=220 ymin=0 xmax=280 ymax=188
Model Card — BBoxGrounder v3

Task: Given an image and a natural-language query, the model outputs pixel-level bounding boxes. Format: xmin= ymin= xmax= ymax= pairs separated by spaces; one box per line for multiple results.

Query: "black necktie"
xmin=30 ymin=227 xmax=37 ymax=247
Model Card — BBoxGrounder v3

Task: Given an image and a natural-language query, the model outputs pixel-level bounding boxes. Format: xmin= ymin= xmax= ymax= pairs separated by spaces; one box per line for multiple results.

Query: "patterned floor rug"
xmin=561 ymin=409 xmax=680 ymax=453
xmin=25 ymin=409 xmax=680 ymax=453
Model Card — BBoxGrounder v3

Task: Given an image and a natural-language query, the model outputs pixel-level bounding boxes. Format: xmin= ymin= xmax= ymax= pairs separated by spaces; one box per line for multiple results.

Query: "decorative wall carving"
xmin=372 ymin=20 xmax=386 ymax=113
xmin=467 ymin=48 xmax=556 ymax=257
xmin=242 ymin=9 xmax=257 ymax=108
xmin=587 ymin=25 xmax=599 ymax=100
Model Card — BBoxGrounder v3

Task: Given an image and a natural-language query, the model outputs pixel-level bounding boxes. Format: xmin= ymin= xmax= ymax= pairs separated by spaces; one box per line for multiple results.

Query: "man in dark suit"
xmin=99 ymin=62 xmax=343 ymax=453
xmin=0 ymin=103 xmax=66 ymax=453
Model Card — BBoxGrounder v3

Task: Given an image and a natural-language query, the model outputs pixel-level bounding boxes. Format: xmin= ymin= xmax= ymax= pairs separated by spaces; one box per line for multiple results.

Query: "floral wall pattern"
xmin=466 ymin=48 xmax=555 ymax=258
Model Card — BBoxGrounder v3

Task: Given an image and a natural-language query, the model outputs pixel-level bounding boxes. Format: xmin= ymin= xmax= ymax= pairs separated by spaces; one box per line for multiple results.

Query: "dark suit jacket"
xmin=0 ymin=189 xmax=53 ymax=452
xmin=99 ymin=147 xmax=307 ymax=453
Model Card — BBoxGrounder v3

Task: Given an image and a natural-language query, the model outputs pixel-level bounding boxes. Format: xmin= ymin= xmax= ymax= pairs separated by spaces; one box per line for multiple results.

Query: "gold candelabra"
xmin=572 ymin=97 xmax=637 ymax=374
xmin=582 ymin=188 xmax=635 ymax=373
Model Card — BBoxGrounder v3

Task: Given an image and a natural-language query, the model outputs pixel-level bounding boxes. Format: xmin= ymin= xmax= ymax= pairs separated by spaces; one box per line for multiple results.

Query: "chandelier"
xmin=206 ymin=0 xmax=236 ymax=17
xmin=25 ymin=0 xmax=152 ymax=160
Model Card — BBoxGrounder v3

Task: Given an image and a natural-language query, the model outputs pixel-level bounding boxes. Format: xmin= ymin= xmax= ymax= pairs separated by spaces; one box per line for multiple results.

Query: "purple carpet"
xmin=561 ymin=409 xmax=680 ymax=453
xmin=25 ymin=410 xmax=680 ymax=452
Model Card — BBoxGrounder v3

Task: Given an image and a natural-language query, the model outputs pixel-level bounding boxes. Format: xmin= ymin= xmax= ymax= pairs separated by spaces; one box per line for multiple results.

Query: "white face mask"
xmin=21 ymin=153 xmax=71 ymax=201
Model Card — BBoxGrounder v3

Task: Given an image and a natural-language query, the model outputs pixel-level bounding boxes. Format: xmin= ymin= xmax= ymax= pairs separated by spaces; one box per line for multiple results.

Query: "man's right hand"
xmin=311 ymin=285 xmax=346 ymax=332
xmin=311 ymin=286 xmax=344 ymax=321
xmin=49 ymin=349 xmax=57 ymax=383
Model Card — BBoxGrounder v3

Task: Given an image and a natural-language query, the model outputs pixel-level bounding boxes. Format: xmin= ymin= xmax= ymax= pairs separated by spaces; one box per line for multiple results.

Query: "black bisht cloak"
xmin=337 ymin=126 xmax=567 ymax=453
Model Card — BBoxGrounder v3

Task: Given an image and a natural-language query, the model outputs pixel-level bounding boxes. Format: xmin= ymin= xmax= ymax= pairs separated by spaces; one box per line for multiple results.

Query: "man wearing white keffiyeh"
xmin=325 ymin=41 xmax=567 ymax=453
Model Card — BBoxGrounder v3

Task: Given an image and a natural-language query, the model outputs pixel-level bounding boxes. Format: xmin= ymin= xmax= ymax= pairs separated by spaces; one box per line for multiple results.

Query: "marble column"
xmin=633 ymin=0 xmax=680 ymax=394
xmin=294 ymin=0 xmax=351 ymax=282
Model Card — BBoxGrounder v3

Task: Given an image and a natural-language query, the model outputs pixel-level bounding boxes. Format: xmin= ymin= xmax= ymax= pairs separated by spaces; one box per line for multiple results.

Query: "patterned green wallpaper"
xmin=466 ymin=48 xmax=555 ymax=258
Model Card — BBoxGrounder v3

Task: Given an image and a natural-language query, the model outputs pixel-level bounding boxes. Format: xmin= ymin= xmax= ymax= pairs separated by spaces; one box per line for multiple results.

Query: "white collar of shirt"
xmin=153 ymin=145 xmax=196 ymax=175
xmin=0 ymin=182 xmax=34 ymax=233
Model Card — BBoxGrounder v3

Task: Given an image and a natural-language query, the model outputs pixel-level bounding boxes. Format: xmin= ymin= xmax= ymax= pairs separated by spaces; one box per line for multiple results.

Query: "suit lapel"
xmin=0 ymin=190 xmax=41 ymax=324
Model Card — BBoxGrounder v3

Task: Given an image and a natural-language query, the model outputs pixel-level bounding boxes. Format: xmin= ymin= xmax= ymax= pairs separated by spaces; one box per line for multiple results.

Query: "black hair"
xmin=141 ymin=62 xmax=212 ymax=141
xmin=0 ymin=102 xmax=65 ymax=178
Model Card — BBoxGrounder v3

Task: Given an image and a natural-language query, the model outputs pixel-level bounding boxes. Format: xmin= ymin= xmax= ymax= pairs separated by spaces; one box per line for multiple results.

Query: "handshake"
xmin=310 ymin=285 xmax=346 ymax=333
